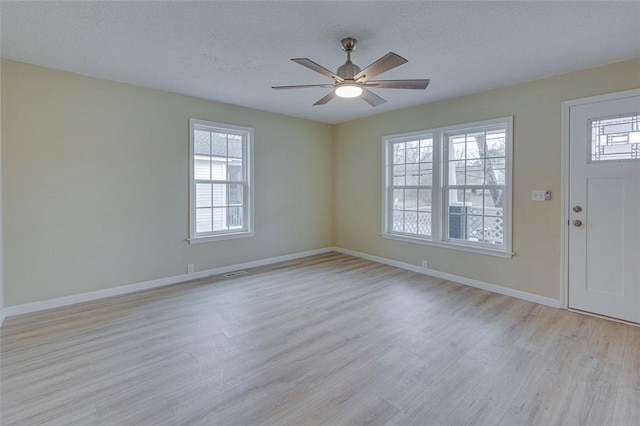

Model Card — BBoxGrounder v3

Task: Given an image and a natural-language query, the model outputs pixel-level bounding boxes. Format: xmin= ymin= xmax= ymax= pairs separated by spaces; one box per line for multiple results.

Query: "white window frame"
xmin=189 ymin=119 xmax=254 ymax=243
xmin=382 ymin=117 xmax=513 ymax=258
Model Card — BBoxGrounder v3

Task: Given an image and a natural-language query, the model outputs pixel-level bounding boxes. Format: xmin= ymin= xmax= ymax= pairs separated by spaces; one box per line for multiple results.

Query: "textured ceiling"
xmin=1 ymin=1 xmax=639 ymax=124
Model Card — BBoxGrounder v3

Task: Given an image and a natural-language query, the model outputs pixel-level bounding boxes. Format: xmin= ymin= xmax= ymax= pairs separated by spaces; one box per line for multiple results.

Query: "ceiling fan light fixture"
xmin=335 ymin=83 xmax=362 ymax=98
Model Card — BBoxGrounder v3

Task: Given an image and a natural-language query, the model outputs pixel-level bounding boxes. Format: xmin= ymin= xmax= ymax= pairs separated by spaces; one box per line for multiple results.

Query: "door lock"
xmin=573 ymin=220 xmax=583 ymax=227
xmin=573 ymin=206 xmax=582 ymax=213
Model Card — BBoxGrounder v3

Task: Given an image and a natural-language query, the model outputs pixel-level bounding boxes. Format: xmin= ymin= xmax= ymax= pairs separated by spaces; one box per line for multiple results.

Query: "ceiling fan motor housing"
xmin=337 ymin=62 xmax=361 ymax=80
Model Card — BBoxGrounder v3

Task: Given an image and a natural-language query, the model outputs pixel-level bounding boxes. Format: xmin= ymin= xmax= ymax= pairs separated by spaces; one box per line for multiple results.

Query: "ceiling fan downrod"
xmin=337 ymin=38 xmax=361 ymax=81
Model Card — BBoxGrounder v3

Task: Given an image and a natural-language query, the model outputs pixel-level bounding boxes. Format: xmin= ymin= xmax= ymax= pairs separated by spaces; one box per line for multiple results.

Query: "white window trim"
xmin=381 ymin=117 xmax=513 ymax=258
xmin=189 ymin=118 xmax=255 ymax=244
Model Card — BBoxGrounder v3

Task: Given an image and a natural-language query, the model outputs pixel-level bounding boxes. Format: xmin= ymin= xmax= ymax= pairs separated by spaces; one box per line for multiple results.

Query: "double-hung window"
xmin=383 ymin=117 xmax=513 ymax=257
xmin=189 ymin=119 xmax=254 ymax=243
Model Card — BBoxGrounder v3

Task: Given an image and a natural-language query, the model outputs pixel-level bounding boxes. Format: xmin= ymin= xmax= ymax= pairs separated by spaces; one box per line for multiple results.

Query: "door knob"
xmin=573 ymin=220 xmax=582 ymax=227
xmin=573 ymin=206 xmax=582 ymax=213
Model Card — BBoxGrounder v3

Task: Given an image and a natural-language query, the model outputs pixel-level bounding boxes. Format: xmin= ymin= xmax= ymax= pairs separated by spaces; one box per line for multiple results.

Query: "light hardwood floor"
xmin=1 ymin=252 xmax=638 ymax=425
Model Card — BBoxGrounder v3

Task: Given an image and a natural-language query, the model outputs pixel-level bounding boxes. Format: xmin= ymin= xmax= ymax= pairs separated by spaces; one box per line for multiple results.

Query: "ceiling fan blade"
xmin=292 ymin=58 xmax=344 ymax=82
xmin=363 ymin=79 xmax=430 ymax=90
xmin=313 ymin=91 xmax=337 ymax=106
xmin=354 ymin=52 xmax=408 ymax=81
xmin=272 ymin=83 xmax=335 ymax=90
xmin=360 ymin=89 xmax=387 ymax=107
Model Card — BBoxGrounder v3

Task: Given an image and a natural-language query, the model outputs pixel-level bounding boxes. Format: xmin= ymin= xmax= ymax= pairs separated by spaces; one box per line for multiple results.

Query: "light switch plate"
xmin=532 ymin=190 xmax=551 ymax=201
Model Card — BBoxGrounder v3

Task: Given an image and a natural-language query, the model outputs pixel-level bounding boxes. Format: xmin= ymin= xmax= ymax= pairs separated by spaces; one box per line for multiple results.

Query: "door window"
xmin=589 ymin=113 xmax=640 ymax=162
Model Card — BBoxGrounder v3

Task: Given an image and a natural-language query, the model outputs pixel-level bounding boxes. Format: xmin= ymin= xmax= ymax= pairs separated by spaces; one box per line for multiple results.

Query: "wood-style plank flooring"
xmin=1 ymin=252 xmax=638 ymax=425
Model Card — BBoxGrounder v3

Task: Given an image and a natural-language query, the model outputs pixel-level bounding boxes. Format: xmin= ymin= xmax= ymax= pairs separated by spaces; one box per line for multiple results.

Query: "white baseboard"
xmin=333 ymin=247 xmax=560 ymax=308
xmin=3 ymin=247 xmax=334 ymax=317
xmin=2 ymin=245 xmax=560 ymax=319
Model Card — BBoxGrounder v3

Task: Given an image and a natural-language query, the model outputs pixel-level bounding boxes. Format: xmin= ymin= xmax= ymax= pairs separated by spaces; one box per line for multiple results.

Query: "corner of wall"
xmin=329 ymin=123 xmax=338 ymax=247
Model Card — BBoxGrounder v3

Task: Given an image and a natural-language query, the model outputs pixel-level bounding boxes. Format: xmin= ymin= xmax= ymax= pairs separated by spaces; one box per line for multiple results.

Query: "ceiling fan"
xmin=272 ymin=37 xmax=430 ymax=107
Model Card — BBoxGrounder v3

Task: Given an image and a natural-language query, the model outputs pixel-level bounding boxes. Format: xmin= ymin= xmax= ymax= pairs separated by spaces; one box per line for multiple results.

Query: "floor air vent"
xmin=224 ymin=271 xmax=247 ymax=278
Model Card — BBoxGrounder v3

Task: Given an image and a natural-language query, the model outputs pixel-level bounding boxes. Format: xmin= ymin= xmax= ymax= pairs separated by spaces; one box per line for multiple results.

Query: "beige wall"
xmin=2 ymin=60 xmax=333 ymax=306
xmin=2 ymin=58 xmax=639 ymax=308
xmin=333 ymin=58 xmax=640 ymax=300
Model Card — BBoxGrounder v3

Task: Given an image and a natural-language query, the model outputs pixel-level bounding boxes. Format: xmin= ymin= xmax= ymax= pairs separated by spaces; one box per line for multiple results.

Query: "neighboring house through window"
xmin=383 ymin=117 xmax=513 ymax=257
xmin=189 ymin=119 xmax=254 ymax=243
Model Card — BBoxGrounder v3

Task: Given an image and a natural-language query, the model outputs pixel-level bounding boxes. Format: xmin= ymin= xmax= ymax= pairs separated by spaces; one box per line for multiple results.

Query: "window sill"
xmin=380 ymin=233 xmax=514 ymax=258
xmin=188 ymin=231 xmax=254 ymax=244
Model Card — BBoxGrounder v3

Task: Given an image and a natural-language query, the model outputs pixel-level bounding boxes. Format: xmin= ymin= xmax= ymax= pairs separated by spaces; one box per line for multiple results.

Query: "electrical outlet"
xmin=187 ymin=264 xmax=195 ymax=274
xmin=421 ymin=260 xmax=428 ymax=269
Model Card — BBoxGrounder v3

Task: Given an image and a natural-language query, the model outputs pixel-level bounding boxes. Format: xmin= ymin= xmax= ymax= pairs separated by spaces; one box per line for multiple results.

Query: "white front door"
xmin=568 ymin=90 xmax=640 ymax=323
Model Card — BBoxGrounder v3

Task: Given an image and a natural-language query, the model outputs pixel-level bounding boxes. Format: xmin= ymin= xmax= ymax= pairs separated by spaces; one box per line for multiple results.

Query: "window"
xmin=389 ymin=136 xmax=434 ymax=237
xmin=383 ymin=117 xmax=512 ymax=257
xmin=589 ymin=114 xmax=640 ymax=162
xmin=189 ymin=119 xmax=254 ymax=243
